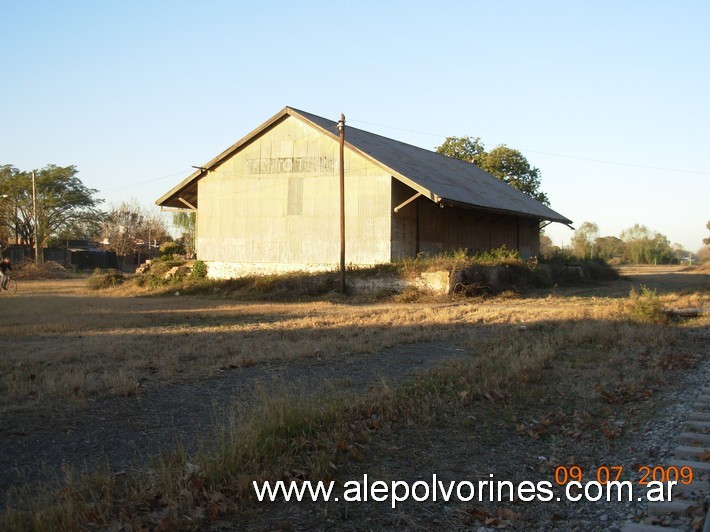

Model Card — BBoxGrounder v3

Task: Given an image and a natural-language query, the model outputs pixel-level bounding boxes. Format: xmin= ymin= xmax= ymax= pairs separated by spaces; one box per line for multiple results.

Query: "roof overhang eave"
xmin=155 ymin=173 xmax=202 ymax=208
xmin=436 ymin=197 xmax=573 ymax=225
xmin=155 ymin=107 xmax=297 ymax=208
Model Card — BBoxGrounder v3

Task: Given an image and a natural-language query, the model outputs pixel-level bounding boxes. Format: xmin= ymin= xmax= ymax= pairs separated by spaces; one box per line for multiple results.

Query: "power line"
xmin=98 ymin=169 xmax=191 ymax=194
xmin=348 ymin=118 xmax=710 ymax=176
xmin=521 ymin=150 xmax=710 ymax=176
xmin=94 ymin=118 xmax=709 ymax=199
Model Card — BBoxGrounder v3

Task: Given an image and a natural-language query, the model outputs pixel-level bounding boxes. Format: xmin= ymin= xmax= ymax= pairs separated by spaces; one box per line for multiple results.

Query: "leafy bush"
xmin=395 ymin=246 xmax=521 ymax=277
xmin=143 ymin=260 xmax=185 ymax=278
xmin=580 ymin=258 xmax=619 ymax=281
xmin=540 ymin=248 xmax=576 ymax=263
xmin=87 ymin=269 xmax=125 ymax=290
xmin=538 ymin=256 xmax=619 ymax=283
xmin=189 ymin=260 xmax=208 ymax=280
xmin=158 ymin=241 xmax=185 ymax=260
xmin=473 ymin=245 xmax=520 ymax=264
xmin=629 ymin=285 xmax=665 ymax=323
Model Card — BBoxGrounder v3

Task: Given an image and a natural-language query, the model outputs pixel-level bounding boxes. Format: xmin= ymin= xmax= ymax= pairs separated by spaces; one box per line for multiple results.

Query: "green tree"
xmin=539 ymin=231 xmax=554 ymax=256
xmin=704 ymin=220 xmax=710 ymax=246
xmin=0 ymin=164 xmax=104 ymax=258
xmin=571 ymin=221 xmax=599 ymax=258
xmin=436 ymin=136 xmax=486 ymax=166
xmin=172 ymin=211 xmax=196 ymax=258
xmin=671 ymin=243 xmax=688 ymax=264
xmin=436 ymin=137 xmax=549 ymax=205
xmin=650 ymin=233 xmax=674 ymax=264
xmin=594 ymin=236 xmax=624 ymax=261
xmin=619 ymin=224 xmax=673 ymax=264
xmin=478 ymin=146 xmax=549 ymax=205
xmin=620 ymin=224 xmax=652 ymax=263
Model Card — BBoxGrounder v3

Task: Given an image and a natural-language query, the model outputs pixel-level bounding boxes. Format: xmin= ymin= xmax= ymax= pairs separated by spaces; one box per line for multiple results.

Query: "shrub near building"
xmin=87 ymin=269 xmax=126 ymax=290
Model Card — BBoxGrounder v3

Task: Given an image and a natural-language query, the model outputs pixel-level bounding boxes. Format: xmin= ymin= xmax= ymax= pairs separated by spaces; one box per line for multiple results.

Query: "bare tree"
xmin=102 ymin=201 xmax=168 ymax=268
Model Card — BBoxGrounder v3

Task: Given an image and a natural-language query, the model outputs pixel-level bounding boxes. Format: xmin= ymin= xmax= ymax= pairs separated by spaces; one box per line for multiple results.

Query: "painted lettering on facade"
xmin=246 ymin=156 xmax=335 ymax=175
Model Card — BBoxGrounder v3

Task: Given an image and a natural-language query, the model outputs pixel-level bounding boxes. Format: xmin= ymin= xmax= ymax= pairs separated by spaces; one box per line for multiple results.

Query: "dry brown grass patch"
xmin=3 ymin=279 xmax=688 ymax=412
xmin=4 ymin=314 xmax=687 ymax=531
xmin=0 ymin=271 xmax=707 ymax=530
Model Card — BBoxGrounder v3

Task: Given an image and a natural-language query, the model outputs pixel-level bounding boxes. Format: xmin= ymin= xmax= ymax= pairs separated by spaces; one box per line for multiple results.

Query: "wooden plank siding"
xmin=391 ymin=180 xmax=540 ymax=259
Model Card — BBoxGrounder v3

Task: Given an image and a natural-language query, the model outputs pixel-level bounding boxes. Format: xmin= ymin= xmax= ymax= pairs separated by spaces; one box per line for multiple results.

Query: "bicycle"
xmin=1 ymin=276 xmax=17 ymax=294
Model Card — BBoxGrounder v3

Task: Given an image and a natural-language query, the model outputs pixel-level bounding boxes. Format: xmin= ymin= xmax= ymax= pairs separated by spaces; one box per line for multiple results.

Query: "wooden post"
xmin=337 ymin=114 xmax=346 ymax=293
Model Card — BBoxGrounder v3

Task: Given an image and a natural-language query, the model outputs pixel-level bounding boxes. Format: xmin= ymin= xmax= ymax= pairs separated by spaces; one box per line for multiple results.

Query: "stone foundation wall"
xmin=203 ymin=261 xmax=592 ymax=296
xmin=206 ymin=260 xmax=469 ymax=296
xmin=206 ymin=261 xmax=340 ymax=279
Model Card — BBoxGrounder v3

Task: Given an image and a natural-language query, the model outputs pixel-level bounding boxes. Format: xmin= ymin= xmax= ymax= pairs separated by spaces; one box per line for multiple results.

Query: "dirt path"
xmin=0 ymin=339 xmax=470 ymax=498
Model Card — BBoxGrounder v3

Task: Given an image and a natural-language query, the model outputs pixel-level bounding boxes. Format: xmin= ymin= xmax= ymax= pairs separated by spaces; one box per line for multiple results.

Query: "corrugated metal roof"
xmin=157 ymin=107 xmax=572 ymax=224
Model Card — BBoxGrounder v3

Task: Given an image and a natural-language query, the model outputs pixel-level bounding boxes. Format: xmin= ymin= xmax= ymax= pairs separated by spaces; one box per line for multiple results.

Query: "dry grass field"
xmin=0 ymin=265 xmax=708 ymax=530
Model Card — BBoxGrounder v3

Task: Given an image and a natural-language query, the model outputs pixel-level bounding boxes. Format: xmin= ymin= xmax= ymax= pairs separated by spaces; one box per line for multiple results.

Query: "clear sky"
xmin=2 ymin=1 xmax=708 ymax=251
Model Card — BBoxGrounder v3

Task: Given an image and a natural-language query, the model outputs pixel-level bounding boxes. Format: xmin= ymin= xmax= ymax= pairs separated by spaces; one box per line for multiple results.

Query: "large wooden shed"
xmin=157 ymin=107 xmax=571 ymax=277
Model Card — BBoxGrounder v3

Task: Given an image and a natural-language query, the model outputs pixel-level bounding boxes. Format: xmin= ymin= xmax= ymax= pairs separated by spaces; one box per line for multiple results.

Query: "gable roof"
xmin=156 ymin=107 xmax=572 ymax=224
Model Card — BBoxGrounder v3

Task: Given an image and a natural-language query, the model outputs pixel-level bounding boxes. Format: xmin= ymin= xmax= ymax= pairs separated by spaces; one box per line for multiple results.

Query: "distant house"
xmin=157 ymin=107 xmax=571 ymax=278
xmin=66 ymin=240 xmax=119 ymax=270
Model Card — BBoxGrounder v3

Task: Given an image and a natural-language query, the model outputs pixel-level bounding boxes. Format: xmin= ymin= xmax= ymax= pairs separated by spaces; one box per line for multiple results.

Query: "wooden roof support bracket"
xmin=393 ymin=192 xmax=423 ymax=213
xmin=178 ymin=197 xmax=197 ymax=211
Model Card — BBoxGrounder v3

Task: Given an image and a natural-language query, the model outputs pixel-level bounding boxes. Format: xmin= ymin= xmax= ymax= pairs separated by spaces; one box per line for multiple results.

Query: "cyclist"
xmin=1 ymin=257 xmax=11 ymax=290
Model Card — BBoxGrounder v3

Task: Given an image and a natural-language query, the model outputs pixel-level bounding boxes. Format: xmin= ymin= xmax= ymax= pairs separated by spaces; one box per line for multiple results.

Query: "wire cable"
xmin=348 ymin=118 xmax=710 ymax=176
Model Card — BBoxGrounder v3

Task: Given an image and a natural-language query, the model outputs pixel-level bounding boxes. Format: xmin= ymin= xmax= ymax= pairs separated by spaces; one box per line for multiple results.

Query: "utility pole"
xmin=32 ymin=171 xmax=41 ymax=264
xmin=337 ymin=114 xmax=346 ymax=293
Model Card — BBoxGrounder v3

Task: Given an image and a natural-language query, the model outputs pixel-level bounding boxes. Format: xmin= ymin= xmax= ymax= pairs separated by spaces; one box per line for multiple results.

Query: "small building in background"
xmin=157 ymin=107 xmax=571 ymax=278
xmin=66 ymin=240 xmax=119 ymax=270
xmin=3 ymin=241 xmax=118 ymax=270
